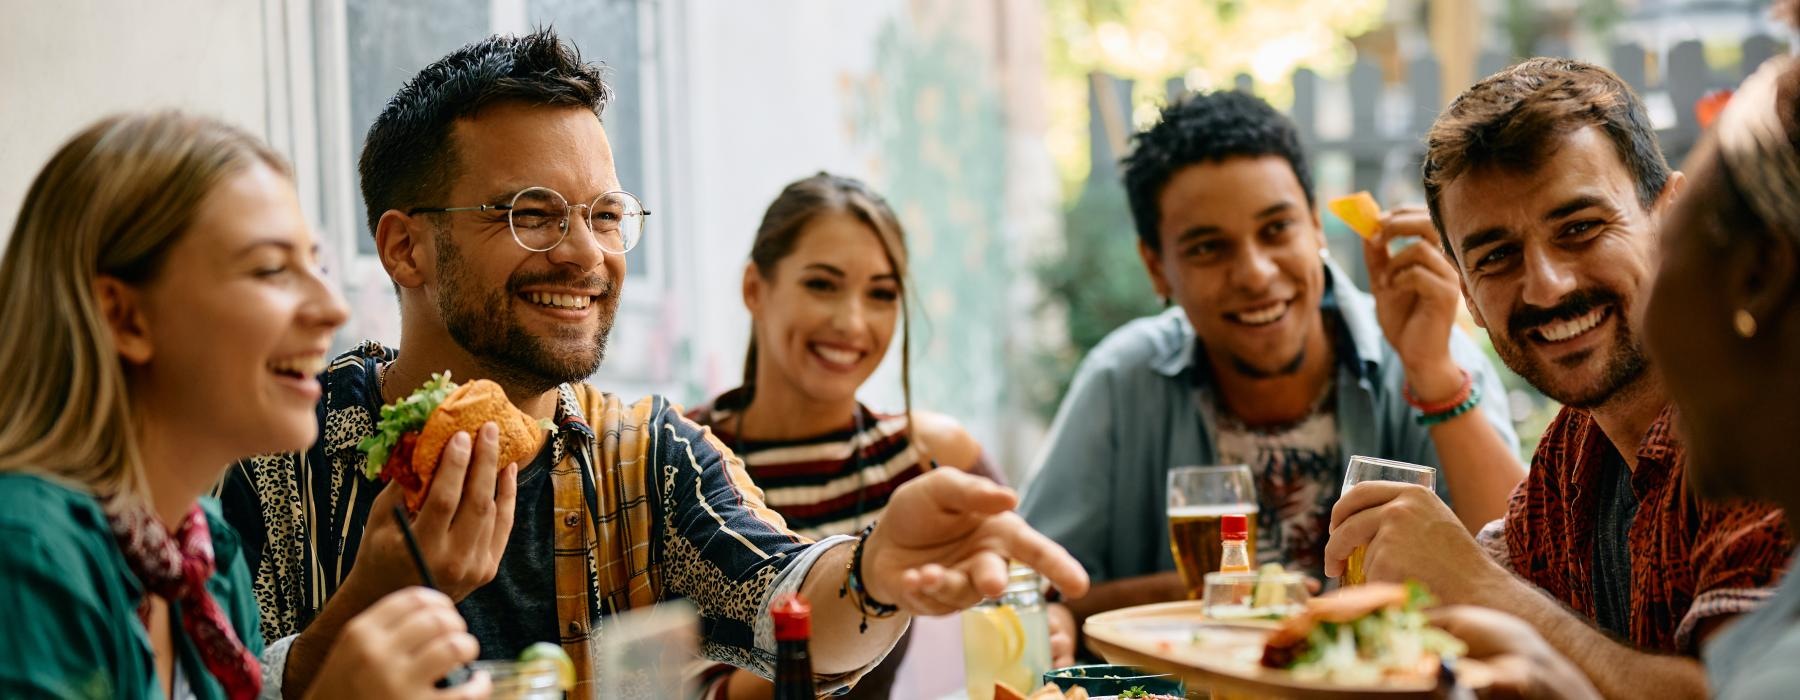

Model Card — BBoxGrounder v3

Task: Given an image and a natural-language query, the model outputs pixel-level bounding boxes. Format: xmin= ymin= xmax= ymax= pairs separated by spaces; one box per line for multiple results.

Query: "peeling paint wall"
xmin=666 ymin=0 xmax=1056 ymax=480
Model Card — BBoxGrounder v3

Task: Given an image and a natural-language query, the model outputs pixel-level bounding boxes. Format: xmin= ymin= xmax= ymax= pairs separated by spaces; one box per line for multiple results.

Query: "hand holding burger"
xmin=341 ymin=372 xmax=544 ymax=601
xmin=287 ymin=373 xmax=538 ymax=694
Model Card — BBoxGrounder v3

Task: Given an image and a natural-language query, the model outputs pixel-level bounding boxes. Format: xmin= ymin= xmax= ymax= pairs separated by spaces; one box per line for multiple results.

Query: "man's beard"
xmin=1230 ymin=346 xmax=1308 ymax=380
xmin=1494 ymin=288 xmax=1647 ymax=409
xmin=1226 ymin=313 xmax=1323 ymax=380
xmin=435 ymin=231 xmax=614 ymax=394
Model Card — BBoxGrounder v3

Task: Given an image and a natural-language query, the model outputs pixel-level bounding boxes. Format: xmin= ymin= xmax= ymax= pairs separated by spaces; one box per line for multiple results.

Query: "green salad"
xmin=1261 ymin=581 xmax=1466 ymax=686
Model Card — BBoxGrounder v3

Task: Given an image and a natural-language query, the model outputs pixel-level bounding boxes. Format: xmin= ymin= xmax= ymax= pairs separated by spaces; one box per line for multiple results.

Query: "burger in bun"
xmin=358 ymin=372 xmax=547 ymax=512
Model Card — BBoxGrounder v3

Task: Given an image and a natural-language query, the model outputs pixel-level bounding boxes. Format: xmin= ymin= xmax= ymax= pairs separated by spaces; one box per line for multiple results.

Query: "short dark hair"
xmin=1122 ymin=90 xmax=1315 ymax=253
xmin=1422 ymin=58 xmax=1670 ymax=259
xmin=358 ymin=27 xmax=612 ymax=236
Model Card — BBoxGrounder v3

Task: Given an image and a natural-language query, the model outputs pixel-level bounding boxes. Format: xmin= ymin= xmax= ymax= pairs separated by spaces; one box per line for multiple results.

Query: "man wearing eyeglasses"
xmin=219 ymin=28 xmax=1088 ymax=699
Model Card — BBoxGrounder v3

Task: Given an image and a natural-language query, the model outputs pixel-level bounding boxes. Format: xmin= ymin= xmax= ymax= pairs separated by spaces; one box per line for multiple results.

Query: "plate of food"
xmin=1083 ymin=582 xmax=1488 ymax=699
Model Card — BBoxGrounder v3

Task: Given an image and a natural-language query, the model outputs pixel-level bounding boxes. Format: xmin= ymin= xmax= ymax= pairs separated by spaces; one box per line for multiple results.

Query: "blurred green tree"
xmin=1026 ymin=167 xmax=1162 ymax=419
xmin=1042 ymin=0 xmax=1385 ymax=194
xmin=1028 ymin=0 xmax=1386 ymax=419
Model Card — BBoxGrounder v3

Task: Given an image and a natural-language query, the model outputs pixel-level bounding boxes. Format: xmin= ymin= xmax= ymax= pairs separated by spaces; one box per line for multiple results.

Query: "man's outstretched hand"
xmin=859 ymin=468 xmax=1089 ymax=615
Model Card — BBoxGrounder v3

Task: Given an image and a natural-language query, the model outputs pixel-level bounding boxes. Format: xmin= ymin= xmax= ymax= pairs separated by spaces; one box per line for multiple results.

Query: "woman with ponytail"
xmin=688 ymin=173 xmax=1001 ymax=699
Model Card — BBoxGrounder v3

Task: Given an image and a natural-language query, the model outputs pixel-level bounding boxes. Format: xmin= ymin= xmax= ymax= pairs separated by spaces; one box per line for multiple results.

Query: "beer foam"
xmin=1167 ymin=504 xmax=1259 ymax=517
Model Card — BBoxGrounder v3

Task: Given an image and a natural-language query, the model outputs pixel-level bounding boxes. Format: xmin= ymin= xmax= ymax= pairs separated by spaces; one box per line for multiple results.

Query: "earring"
xmin=1734 ymin=309 xmax=1758 ymax=339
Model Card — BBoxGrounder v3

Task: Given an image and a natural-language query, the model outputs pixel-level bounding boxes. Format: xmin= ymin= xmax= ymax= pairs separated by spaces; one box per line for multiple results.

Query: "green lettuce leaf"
xmin=1404 ymin=580 xmax=1436 ymax=611
xmin=356 ymin=372 xmax=458 ymax=479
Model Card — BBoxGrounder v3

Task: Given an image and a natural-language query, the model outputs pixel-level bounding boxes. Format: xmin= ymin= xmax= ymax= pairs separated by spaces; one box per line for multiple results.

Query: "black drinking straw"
xmin=393 ymin=505 xmax=473 ymax=687
xmin=392 ymin=505 xmax=439 ymax=589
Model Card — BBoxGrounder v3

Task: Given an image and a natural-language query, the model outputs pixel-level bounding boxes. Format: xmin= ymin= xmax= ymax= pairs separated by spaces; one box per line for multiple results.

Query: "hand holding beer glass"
xmin=1167 ymin=465 xmax=1258 ymax=600
xmin=1338 ymin=456 xmax=1436 ymax=586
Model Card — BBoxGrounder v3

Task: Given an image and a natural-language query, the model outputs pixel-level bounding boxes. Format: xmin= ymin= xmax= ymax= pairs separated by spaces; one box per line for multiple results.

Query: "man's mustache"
xmin=506 ymin=272 xmax=614 ymax=297
xmin=1507 ymin=289 xmax=1621 ymax=337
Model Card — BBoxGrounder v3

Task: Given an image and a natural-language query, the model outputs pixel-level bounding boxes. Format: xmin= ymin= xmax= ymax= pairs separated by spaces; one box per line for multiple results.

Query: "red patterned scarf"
xmin=107 ymin=503 xmax=261 ymax=700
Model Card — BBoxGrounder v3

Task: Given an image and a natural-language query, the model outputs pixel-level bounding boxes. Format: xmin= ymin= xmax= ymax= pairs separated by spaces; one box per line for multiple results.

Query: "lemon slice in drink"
xmin=987 ymin=606 xmax=1025 ymax=665
xmin=1252 ymin=562 xmax=1288 ymax=609
xmin=517 ymin=642 xmax=576 ymax=691
xmin=962 ymin=605 xmax=1027 ymax=677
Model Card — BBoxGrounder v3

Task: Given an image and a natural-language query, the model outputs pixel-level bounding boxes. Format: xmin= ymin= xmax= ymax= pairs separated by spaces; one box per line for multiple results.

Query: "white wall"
xmin=665 ymin=1 xmax=903 ymax=406
xmin=0 ymin=2 xmax=1059 ymax=490
xmin=0 ymin=0 xmax=270 ymax=238
xmin=660 ymin=0 xmax=1059 ymax=440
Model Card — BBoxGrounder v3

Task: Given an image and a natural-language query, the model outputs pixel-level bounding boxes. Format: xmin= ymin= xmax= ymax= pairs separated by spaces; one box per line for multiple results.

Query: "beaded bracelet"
xmin=1403 ymin=369 xmax=1472 ymax=414
xmin=839 ymin=522 xmax=900 ymax=633
xmin=1417 ymin=381 xmax=1483 ymax=427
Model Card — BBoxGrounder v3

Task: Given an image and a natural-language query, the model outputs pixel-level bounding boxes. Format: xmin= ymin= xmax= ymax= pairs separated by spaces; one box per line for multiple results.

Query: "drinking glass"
xmin=1339 ymin=456 xmax=1436 ymax=586
xmin=1202 ymin=569 xmax=1311 ymax=621
xmin=470 ymin=660 xmax=564 ymax=700
xmin=1166 ymin=465 xmax=1259 ymax=599
xmin=962 ymin=564 xmax=1052 ymax=700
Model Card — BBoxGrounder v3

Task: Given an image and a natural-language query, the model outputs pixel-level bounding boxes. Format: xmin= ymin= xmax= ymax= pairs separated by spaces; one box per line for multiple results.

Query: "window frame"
xmin=269 ymin=0 xmax=673 ymax=309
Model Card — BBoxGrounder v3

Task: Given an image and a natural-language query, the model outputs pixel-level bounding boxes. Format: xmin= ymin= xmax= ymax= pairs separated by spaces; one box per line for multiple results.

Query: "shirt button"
xmin=564 ymin=513 xmax=580 ymax=528
xmin=567 ymin=621 xmax=584 ymax=636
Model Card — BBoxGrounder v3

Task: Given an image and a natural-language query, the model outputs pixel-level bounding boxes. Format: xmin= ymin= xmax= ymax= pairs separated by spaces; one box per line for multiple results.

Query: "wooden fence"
xmin=1085 ymin=35 xmax=1791 ymax=200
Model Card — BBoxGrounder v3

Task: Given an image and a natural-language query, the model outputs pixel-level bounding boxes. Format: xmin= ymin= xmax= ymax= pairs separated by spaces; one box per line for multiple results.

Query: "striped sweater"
xmin=688 ymin=391 xmax=930 ymax=541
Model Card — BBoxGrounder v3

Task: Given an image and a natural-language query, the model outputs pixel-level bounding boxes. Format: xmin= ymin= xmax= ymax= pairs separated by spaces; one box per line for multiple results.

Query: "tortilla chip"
xmin=1306 ymin=582 xmax=1410 ymax=623
xmin=1328 ymin=192 xmax=1383 ymax=240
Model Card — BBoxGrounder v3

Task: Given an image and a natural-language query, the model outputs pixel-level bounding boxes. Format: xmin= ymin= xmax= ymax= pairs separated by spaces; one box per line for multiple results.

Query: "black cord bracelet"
xmin=839 ymin=522 xmax=900 ymax=632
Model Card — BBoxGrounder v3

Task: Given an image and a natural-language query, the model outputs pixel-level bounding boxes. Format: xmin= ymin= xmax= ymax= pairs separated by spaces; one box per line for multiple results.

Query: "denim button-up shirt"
xmin=1019 ymin=260 xmax=1517 ymax=584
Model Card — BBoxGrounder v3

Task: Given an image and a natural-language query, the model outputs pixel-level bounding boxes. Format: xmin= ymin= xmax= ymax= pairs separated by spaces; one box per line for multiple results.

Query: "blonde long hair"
xmin=0 ymin=112 xmax=286 ymax=504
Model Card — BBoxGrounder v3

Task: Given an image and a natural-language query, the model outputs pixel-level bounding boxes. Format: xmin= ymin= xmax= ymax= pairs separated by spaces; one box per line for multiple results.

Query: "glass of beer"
xmin=1167 ymin=465 xmax=1258 ymax=600
xmin=469 ymin=660 xmax=565 ymax=700
xmin=1339 ymin=456 xmax=1436 ymax=586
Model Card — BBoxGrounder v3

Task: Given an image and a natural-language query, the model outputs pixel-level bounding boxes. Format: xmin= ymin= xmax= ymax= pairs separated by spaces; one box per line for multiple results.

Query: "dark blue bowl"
xmin=1042 ymin=664 xmax=1185 ymax=697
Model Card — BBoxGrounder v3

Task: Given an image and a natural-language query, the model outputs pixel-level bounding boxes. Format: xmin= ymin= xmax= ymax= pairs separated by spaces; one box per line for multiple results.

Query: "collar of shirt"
xmin=1559 ymin=404 xmax=1680 ymax=501
xmin=1146 ymin=258 xmax=1383 ymax=384
xmin=545 ymin=384 xmax=595 ymax=463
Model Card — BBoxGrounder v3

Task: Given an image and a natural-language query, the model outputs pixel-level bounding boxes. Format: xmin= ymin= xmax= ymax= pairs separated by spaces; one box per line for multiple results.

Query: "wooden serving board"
xmin=1082 ymin=601 xmax=1489 ymax=699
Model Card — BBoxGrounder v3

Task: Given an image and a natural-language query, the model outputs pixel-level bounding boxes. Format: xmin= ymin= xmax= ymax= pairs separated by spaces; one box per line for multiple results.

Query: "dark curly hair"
xmin=357 ymin=27 xmax=612 ymax=236
xmin=1122 ymin=90 xmax=1315 ymax=253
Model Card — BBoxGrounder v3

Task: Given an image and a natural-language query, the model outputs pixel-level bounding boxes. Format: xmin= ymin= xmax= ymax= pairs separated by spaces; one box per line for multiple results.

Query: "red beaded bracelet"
xmin=1404 ymin=369 xmax=1473 ymax=414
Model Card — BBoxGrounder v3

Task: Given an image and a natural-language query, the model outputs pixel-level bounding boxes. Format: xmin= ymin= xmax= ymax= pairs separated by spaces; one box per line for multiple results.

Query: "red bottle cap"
xmin=771 ymin=592 xmax=812 ymax=641
xmin=1222 ymin=513 xmax=1248 ymax=541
